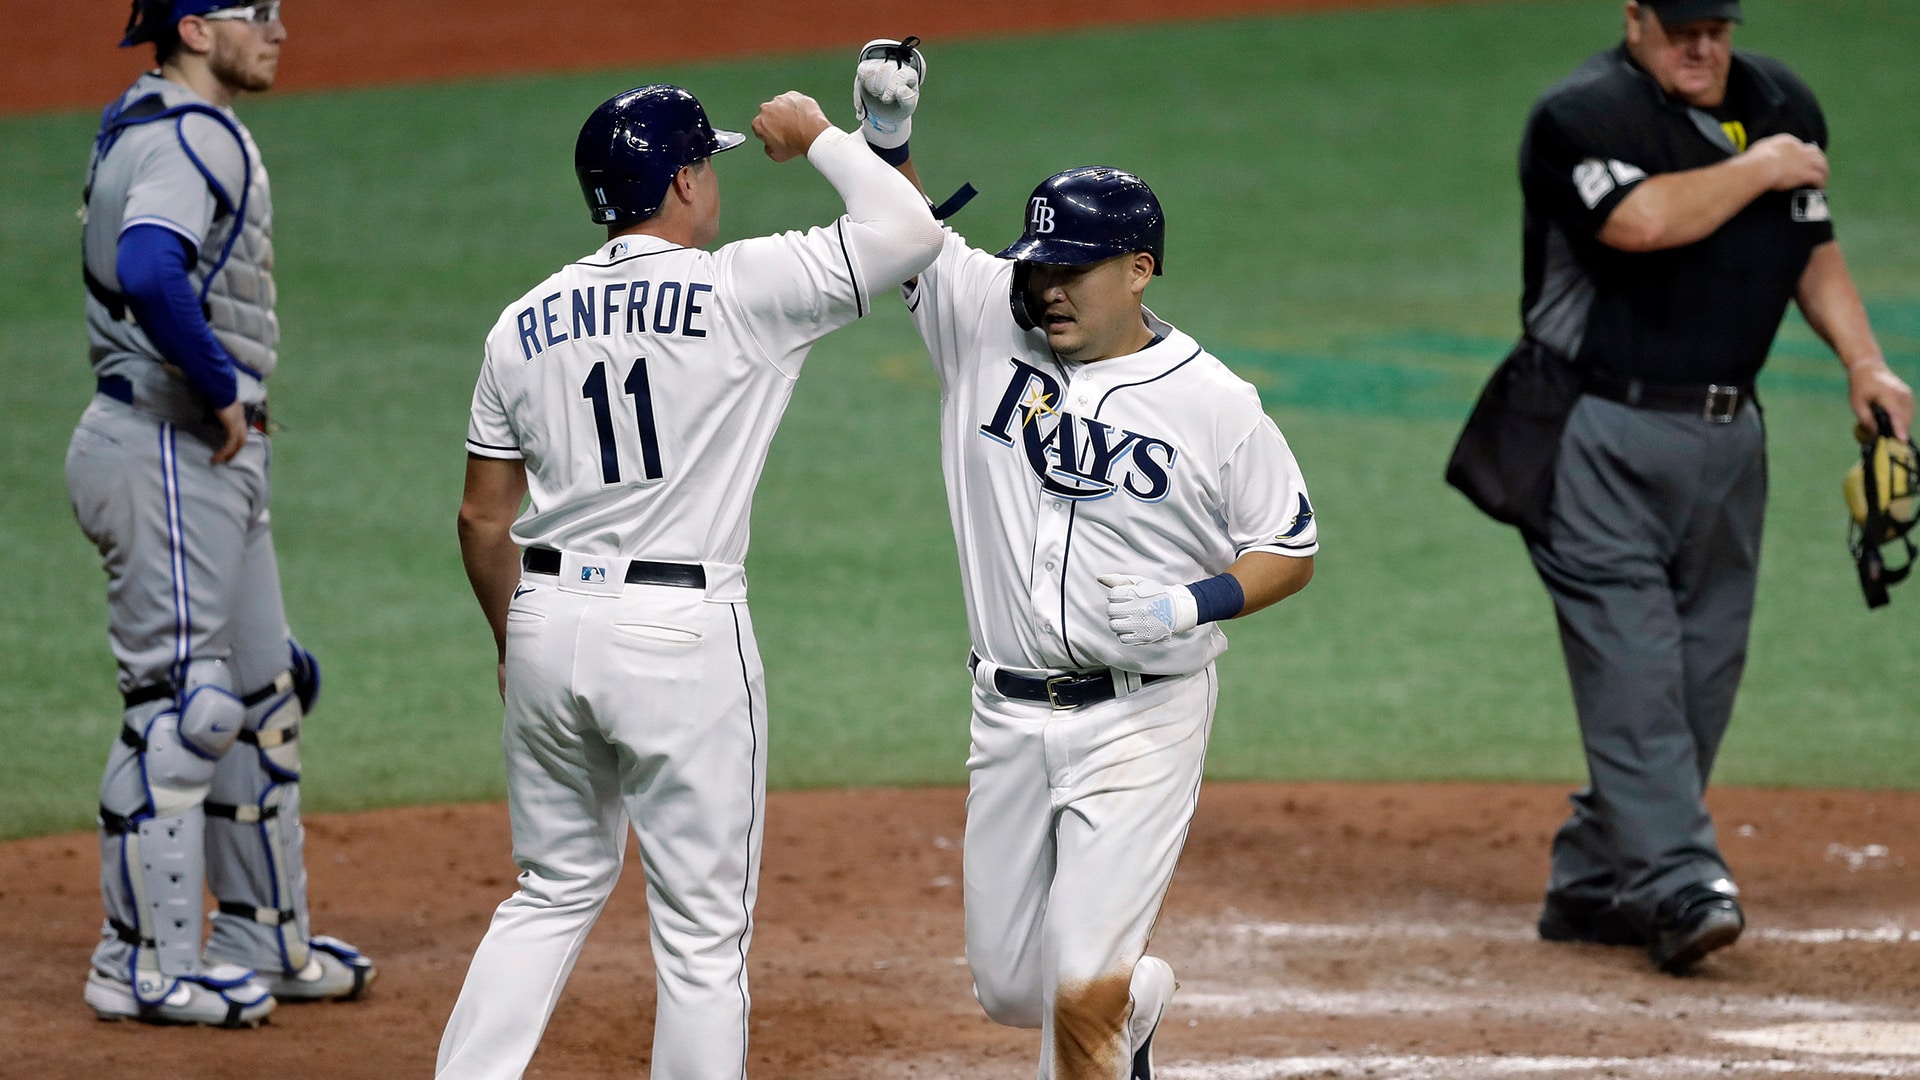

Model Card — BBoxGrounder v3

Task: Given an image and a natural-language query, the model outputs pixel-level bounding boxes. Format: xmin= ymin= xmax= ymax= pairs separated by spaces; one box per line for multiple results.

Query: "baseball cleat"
xmin=84 ymin=965 xmax=275 ymax=1028
xmin=230 ymin=936 xmax=376 ymax=1002
xmin=1648 ymin=881 xmax=1744 ymax=973
xmin=1128 ymin=956 xmax=1177 ymax=1079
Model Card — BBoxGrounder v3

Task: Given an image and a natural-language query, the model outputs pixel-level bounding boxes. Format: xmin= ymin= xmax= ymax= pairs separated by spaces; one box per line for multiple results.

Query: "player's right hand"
xmin=752 ymin=92 xmax=832 ymax=163
xmin=211 ymin=401 xmax=249 ymax=464
xmin=1747 ymin=133 xmax=1828 ymax=192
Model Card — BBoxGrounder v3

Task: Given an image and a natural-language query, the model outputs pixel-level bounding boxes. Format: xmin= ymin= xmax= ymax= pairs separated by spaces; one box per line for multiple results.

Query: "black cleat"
xmin=1648 ymin=882 xmax=1744 ymax=973
xmin=1538 ymin=892 xmax=1643 ymax=946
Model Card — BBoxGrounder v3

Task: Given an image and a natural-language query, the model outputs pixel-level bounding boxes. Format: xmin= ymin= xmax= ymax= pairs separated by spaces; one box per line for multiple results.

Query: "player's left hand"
xmin=1099 ymin=573 xmax=1199 ymax=646
xmin=853 ymin=39 xmax=923 ymax=150
xmin=752 ymin=91 xmax=832 ymax=163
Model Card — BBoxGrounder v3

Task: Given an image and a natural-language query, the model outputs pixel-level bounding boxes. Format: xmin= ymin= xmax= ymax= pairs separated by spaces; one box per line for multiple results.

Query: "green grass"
xmin=4 ymin=0 xmax=1917 ymax=839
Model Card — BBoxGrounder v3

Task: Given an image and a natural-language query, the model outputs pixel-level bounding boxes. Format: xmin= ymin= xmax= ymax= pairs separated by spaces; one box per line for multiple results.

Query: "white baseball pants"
xmin=437 ymin=569 xmax=767 ymax=1080
xmin=963 ymin=662 xmax=1215 ymax=1079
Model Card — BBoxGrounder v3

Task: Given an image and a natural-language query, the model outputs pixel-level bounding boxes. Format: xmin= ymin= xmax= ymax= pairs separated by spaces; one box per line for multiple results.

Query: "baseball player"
xmin=854 ymin=41 xmax=1318 ymax=1079
xmin=71 ymin=0 xmax=374 ymax=1027
xmin=436 ymin=85 xmax=940 ymax=1080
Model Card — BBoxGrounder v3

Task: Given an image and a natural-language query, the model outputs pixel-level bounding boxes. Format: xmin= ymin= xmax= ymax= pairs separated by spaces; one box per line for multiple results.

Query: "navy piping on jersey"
xmin=834 ymin=219 xmax=865 ymax=318
xmin=1026 ymin=354 xmax=1073 ymax=661
xmin=465 ymin=439 xmax=520 ymax=453
xmin=728 ymin=604 xmax=758 ymax=1080
xmin=572 ymin=243 xmax=683 ymax=269
xmin=1055 ymin=343 xmax=1205 ymax=665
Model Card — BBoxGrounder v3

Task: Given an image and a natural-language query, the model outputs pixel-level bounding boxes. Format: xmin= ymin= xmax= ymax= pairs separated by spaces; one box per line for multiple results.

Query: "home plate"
xmin=1715 ymin=1023 xmax=1920 ymax=1056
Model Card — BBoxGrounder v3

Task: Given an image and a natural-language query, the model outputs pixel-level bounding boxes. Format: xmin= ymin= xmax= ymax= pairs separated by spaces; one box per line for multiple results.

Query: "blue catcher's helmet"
xmin=575 ymin=85 xmax=746 ymax=227
xmin=121 ymin=0 xmax=245 ymax=46
xmin=996 ymin=166 xmax=1165 ymax=330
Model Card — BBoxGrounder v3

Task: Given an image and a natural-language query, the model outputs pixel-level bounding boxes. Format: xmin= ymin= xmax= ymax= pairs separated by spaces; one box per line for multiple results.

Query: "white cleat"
xmin=1129 ymin=956 xmax=1177 ymax=1080
xmin=85 ymin=964 xmax=276 ymax=1028
xmin=227 ymin=936 xmax=376 ymax=1003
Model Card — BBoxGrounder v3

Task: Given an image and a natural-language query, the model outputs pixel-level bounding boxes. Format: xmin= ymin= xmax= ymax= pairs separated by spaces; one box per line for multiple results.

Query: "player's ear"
xmin=175 ymin=14 xmax=217 ymax=56
xmin=1129 ymin=252 xmax=1156 ymax=293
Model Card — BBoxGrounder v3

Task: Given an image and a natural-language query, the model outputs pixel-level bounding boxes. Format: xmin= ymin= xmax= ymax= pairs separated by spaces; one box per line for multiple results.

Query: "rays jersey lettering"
xmin=977 ymin=358 xmax=1176 ymax=501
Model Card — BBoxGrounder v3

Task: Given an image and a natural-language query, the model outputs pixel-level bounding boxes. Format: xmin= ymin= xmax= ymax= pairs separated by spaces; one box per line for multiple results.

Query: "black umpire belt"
xmin=522 ymin=547 xmax=706 ymax=589
xmin=971 ymin=654 xmax=1173 ymax=710
xmin=1585 ymin=372 xmax=1754 ymax=423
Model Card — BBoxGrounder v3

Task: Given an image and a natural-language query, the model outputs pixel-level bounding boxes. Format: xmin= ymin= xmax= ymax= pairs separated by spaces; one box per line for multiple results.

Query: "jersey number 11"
xmin=582 ymin=357 xmax=664 ymax=485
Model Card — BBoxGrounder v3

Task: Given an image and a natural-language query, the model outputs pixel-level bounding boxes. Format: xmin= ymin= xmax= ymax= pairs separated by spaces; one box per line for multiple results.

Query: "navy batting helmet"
xmin=997 ymin=166 xmax=1165 ymax=330
xmin=575 ymin=85 xmax=746 ymax=227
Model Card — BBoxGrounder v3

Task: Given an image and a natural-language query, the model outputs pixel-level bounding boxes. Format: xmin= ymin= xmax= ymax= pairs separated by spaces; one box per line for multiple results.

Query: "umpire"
xmin=1517 ymin=0 xmax=1913 ymax=973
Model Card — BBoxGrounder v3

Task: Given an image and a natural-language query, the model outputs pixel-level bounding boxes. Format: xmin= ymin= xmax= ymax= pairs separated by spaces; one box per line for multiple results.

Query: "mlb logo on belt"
xmin=580 ymin=566 xmax=608 ymax=584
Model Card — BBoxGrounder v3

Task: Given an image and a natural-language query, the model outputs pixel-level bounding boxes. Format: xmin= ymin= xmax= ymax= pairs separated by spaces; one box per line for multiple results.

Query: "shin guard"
xmin=206 ymin=670 xmax=313 ymax=975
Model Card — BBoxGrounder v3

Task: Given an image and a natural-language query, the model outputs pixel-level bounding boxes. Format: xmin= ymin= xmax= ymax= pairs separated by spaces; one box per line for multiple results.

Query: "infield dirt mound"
xmin=4 ymin=781 xmax=1919 ymax=1079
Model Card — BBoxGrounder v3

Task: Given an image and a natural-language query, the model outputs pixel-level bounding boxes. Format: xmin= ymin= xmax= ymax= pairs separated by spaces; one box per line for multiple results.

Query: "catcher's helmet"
xmin=121 ymin=0 xmax=247 ymax=46
xmin=575 ymin=85 xmax=746 ymax=227
xmin=997 ymin=166 xmax=1165 ymax=330
xmin=1845 ymin=404 xmax=1919 ymax=609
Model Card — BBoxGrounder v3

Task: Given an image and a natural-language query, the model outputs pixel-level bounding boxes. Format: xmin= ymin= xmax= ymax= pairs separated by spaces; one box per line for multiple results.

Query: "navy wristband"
xmin=1186 ymin=572 xmax=1244 ymax=624
xmin=867 ymin=138 xmax=911 ymax=166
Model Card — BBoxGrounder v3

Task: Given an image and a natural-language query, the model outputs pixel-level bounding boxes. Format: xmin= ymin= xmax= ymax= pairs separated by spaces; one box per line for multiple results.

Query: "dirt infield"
xmin=13 ymin=0 xmax=1462 ymax=115
xmin=5 ymin=782 xmax=1919 ymax=1079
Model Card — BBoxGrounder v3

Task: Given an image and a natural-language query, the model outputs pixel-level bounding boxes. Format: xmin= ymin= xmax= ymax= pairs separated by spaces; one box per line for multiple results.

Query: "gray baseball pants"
xmin=1525 ymin=394 xmax=1766 ymax=927
xmin=67 ymin=394 xmax=314 ymax=980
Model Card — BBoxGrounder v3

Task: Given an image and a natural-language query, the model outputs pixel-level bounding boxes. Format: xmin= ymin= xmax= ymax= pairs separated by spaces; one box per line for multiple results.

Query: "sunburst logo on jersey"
xmin=1722 ymin=120 xmax=1748 ymax=154
xmin=1019 ymin=387 xmax=1058 ymax=427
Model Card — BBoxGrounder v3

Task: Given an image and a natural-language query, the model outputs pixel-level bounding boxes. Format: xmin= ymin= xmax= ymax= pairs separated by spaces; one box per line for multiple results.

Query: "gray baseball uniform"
xmin=73 ymin=68 xmax=369 ymax=1024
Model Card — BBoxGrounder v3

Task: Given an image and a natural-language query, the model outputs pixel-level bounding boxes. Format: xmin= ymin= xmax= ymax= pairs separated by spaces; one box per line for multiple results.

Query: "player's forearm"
xmin=1797 ymin=241 xmax=1883 ymax=371
xmin=1225 ymin=551 xmax=1314 ymax=619
xmin=458 ymin=520 xmax=518 ymax=659
xmin=457 ymin=457 xmax=528 ymax=659
xmin=808 ymin=126 xmax=943 ymax=285
xmin=1599 ymin=156 xmax=1773 ymax=252
xmin=117 ymin=224 xmax=239 ymax=407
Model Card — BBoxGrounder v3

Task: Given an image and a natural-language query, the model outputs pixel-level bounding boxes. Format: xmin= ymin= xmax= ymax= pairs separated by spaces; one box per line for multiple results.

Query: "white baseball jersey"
xmin=466 ymin=138 xmax=900 ymax=594
xmin=439 ymin=127 xmax=940 ymax=1080
xmin=905 ymin=228 xmax=1318 ymax=676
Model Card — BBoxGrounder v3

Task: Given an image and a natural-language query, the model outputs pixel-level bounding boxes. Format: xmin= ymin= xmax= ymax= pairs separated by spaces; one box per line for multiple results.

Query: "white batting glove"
xmin=1098 ymin=574 xmax=1198 ymax=647
xmin=854 ymin=39 xmax=924 ymax=150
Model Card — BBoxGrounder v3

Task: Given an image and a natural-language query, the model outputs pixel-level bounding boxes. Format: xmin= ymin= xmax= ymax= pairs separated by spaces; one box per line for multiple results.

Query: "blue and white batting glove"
xmin=1099 ymin=573 xmax=1199 ymax=646
xmin=854 ymin=39 xmax=924 ymax=150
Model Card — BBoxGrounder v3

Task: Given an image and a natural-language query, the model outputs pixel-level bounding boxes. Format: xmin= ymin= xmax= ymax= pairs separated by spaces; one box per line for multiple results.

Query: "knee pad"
xmin=138 ymin=661 xmax=244 ymax=818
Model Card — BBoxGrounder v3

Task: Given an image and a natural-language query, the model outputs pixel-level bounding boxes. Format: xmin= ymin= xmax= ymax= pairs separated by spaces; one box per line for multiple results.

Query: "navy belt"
xmin=971 ymin=654 xmax=1172 ymax=710
xmin=1585 ymin=372 xmax=1753 ymax=423
xmin=522 ymin=547 xmax=706 ymax=589
xmin=96 ymin=375 xmax=270 ymax=432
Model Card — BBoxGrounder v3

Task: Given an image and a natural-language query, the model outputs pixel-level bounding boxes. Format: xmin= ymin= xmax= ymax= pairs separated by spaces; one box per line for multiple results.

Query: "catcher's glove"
xmin=1844 ymin=404 xmax=1919 ymax=608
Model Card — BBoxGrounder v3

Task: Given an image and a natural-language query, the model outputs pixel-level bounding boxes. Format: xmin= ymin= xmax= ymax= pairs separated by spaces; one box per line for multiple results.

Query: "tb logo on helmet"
xmin=1028 ymin=197 xmax=1055 ymax=235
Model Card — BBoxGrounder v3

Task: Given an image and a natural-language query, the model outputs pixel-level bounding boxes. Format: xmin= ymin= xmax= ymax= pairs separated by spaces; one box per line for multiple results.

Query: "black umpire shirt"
xmin=1519 ymin=44 xmax=1834 ymax=386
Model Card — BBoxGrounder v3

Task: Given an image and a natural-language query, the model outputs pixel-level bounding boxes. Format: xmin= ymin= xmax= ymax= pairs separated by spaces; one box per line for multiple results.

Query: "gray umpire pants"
xmin=1525 ymin=394 xmax=1766 ymax=927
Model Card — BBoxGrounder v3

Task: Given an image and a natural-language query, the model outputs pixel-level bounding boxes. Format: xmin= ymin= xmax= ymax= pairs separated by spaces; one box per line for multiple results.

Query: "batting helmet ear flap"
xmin=1008 ymin=261 xmax=1039 ymax=332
